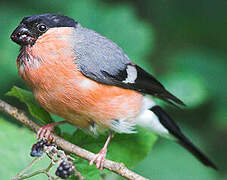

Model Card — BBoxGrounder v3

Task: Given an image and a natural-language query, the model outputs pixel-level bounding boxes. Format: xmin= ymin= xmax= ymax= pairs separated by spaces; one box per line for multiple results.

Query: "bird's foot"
xmin=89 ymin=148 xmax=107 ymax=170
xmin=37 ymin=124 xmax=54 ymax=141
xmin=89 ymin=131 xmax=113 ymax=170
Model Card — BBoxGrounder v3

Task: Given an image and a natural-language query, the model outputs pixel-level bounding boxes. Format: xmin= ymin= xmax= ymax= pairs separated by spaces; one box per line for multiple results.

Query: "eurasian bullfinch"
xmin=11 ymin=14 xmax=217 ymax=170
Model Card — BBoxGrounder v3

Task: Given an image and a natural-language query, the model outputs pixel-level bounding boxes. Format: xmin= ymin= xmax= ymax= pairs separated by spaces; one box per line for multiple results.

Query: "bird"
xmin=11 ymin=13 xmax=217 ymax=170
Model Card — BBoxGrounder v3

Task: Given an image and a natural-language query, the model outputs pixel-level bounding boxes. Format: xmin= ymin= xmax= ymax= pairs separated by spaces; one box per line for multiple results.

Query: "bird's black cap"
xmin=11 ymin=14 xmax=78 ymax=46
xmin=20 ymin=14 xmax=78 ymax=28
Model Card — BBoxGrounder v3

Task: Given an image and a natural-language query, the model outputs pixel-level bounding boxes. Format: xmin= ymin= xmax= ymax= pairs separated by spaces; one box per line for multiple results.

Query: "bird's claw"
xmin=36 ymin=124 xmax=54 ymax=141
xmin=89 ymin=148 xmax=107 ymax=170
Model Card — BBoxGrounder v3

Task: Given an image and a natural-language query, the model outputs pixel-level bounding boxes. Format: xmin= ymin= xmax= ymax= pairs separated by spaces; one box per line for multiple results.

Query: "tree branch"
xmin=0 ymin=99 xmax=149 ymax=180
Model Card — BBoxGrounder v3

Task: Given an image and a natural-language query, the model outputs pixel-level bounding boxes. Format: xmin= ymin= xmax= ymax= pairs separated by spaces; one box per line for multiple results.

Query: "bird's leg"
xmin=89 ymin=131 xmax=114 ymax=170
xmin=37 ymin=121 xmax=67 ymax=141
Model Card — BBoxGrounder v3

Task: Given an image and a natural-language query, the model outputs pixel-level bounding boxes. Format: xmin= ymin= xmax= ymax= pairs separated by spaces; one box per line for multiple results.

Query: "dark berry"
xmin=55 ymin=170 xmax=60 ymax=176
xmin=64 ymin=164 xmax=70 ymax=170
xmin=58 ymin=166 xmax=63 ymax=171
xmin=30 ymin=140 xmax=55 ymax=157
xmin=55 ymin=161 xmax=74 ymax=179
xmin=62 ymin=161 xmax=67 ymax=166
xmin=30 ymin=140 xmax=47 ymax=157
xmin=62 ymin=170 xmax=68 ymax=175
xmin=62 ymin=174 xmax=68 ymax=179
xmin=68 ymin=168 xmax=73 ymax=174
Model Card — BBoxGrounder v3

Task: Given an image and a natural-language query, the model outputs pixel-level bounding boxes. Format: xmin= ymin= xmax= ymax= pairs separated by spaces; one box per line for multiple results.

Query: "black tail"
xmin=159 ymin=90 xmax=186 ymax=108
xmin=150 ymin=105 xmax=217 ymax=170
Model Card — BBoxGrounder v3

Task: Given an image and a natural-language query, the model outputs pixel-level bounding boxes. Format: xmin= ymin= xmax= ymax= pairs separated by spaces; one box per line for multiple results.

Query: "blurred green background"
xmin=0 ymin=0 xmax=226 ymax=179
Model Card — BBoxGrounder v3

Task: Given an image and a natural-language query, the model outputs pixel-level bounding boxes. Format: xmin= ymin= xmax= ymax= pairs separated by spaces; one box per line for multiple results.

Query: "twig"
xmin=12 ymin=156 xmax=45 ymax=180
xmin=15 ymin=163 xmax=56 ymax=180
xmin=12 ymin=145 xmax=80 ymax=180
xmin=0 ymin=99 xmax=149 ymax=180
xmin=12 ymin=153 xmax=57 ymax=180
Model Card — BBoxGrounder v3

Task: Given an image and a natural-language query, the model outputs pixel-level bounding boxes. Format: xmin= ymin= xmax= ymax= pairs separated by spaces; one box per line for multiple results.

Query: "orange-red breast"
xmin=11 ymin=14 xmax=217 ymax=170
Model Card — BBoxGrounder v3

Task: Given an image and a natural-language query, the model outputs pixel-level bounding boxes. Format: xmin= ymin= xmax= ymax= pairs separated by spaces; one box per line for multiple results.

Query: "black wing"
xmin=73 ymin=27 xmax=185 ymax=107
xmin=80 ymin=63 xmax=185 ymax=107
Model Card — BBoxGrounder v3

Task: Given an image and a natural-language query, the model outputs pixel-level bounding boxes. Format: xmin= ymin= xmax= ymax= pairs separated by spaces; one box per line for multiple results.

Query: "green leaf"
xmin=135 ymin=125 xmax=217 ymax=180
xmin=6 ymin=86 xmax=53 ymax=124
xmin=70 ymin=128 xmax=157 ymax=179
xmin=71 ymin=157 xmax=105 ymax=180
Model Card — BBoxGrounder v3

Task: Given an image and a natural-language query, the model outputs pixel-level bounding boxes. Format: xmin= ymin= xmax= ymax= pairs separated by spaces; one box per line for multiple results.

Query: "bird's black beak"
xmin=11 ymin=25 xmax=34 ymax=46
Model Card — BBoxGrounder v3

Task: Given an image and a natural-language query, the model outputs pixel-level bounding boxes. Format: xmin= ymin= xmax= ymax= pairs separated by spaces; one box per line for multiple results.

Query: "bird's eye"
xmin=38 ymin=24 xmax=47 ymax=32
